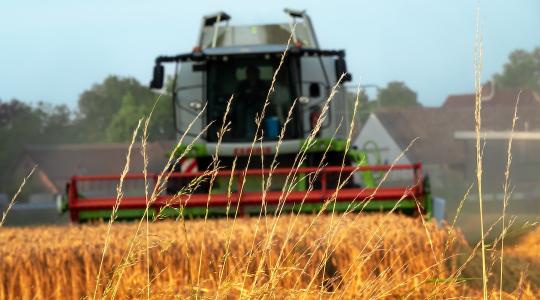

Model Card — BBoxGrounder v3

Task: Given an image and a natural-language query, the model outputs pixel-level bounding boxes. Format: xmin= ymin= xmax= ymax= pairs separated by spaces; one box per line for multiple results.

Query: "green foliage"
xmin=376 ymin=81 xmax=420 ymax=108
xmin=345 ymin=88 xmax=370 ymax=122
xmin=346 ymin=81 xmax=421 ymax=125
xmin=104 ymin=91 xmax=174 ymax=142
xmin=0 ymin=75 xmax=175 ymax=195
xmin=494 ymin=47 xmax=540 ymax=94
xmin=345 ymin=88 xmax=369 ymax=107
xmin=77 ymin=76 xmax=174 ymax=142
xmin=105 ymin=92 xmax=142 ymax=141
xmin=0 ymin=100 xmax=77 ymax=195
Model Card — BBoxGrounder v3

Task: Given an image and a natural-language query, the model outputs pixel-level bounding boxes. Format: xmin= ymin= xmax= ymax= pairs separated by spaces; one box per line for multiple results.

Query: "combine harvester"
xmin=64 ymin=9 xmax=435 ymax=222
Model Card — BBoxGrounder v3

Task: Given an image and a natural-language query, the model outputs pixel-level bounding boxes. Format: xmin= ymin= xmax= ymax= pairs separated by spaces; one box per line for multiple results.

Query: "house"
xmin=354 ymin=105 xmax=540 ymax=213
xmin=442 ymin=83 xmax=540 ymax=109
xmin=4 ymin=141 xmax=182 ymax=225
xmin=357 ymin=87 xmax=540 ymax=169
xmin=355 ymin=107 xmax=473 ymax=168
xmin=16 ymin=141 xmax=176 ymax=199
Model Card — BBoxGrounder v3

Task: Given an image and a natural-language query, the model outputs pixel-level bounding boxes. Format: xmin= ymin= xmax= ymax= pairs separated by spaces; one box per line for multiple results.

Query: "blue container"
xmin=265 ymin=117 xmax=280 ymax=140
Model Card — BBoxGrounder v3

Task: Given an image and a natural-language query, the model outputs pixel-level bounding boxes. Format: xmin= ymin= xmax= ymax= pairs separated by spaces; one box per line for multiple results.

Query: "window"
xmin=206 ymin=56 xmax=300 ymax=142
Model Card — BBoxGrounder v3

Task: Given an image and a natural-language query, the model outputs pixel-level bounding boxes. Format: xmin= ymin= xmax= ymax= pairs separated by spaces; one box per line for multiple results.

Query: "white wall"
xmin=354 ymin=114 xmax=411 ymax=165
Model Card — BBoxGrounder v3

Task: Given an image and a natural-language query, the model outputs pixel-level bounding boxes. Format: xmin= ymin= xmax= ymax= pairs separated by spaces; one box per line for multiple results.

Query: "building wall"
xmin=460 ymin=138 xmax=540 ymax=208
xmin=354 ymin=114 xmax=411 ymax=165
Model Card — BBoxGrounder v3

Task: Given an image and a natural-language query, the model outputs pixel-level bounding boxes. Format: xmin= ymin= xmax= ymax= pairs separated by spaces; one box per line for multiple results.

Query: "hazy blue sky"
xmin=1 ymin=1 xmax=539 ymax=107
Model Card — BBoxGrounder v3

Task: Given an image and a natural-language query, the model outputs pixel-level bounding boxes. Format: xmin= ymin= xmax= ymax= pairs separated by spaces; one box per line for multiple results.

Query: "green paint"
xmin=79 ymin=209 xmax=151 ymax=220
xmin=362 ymin=140 xmax=383 ymax=165
xmin=423 ymin=176 xmax=434 ymax=219
xmin=77 ymin=206 xmax=238 ymax=221
xmin=348 ymin=148 xmax=376 ymax=188
xmin=169 ymin=139 xmax=350 ymax=160
xmin=296 ymin=162 xmax=308 ymax=191
xmin=299 ymin=138 xmax=347 ymax=153
xmin=76 ymin=196 xmax=428 ymax=221
xmin=170 ymin=143 xmax=207 ymax=158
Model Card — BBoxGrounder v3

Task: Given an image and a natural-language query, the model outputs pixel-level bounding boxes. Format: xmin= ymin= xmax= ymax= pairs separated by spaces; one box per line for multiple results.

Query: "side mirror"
xmin=335 ymin=58 xmax=352 ymax=82
xmin=150 ymin=64 xmax=164 ymax=89
xmin=309 ymin=83 xmax=321 ymax=98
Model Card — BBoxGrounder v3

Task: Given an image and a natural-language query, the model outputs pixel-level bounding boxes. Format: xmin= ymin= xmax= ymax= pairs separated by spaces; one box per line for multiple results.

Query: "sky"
xmin=1 ymin=1 xmax=539 ymax=107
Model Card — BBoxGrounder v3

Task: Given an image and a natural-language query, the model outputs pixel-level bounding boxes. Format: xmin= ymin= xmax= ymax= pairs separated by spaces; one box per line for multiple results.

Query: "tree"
xmin=105 ymin=92 xmax=142 ymax=141
xmin=0 ymin=76 xmax=176 ymax=196
xmin=104 ymin=91 xmax=174 ymax=142
xmin=35 ymin=102 xmax=78 ymax=144
xmin=494 ymin=47 xmax=540 ymax=94
xmin=77 ymin=75 xmax=175 ymax=142
xmin=345 ymin=88 xmax=371 ymax=122
xmin=376 ymin=81 xmax=420 ymax=108
xmin=345 ymin=88 xmax=369 ymax=107
xmin=0 ymin=99 xmax=77 ymax=196
xmin=77 ymin=76 xmax=152 ymax=141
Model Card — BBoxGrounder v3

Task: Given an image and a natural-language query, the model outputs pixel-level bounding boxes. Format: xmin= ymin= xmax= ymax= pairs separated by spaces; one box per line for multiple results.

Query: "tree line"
xmin=0 ymin=76 xmax=174 ymax=195
xmin=348 ymin=46 xmax=540 ymax=119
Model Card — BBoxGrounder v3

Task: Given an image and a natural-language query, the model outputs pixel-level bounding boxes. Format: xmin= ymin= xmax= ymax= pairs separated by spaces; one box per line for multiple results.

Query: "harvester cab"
xmin=151 ymin=9 xmax=353 ymax=147
xmin=64 ymin=9 xmax=434 ymax=222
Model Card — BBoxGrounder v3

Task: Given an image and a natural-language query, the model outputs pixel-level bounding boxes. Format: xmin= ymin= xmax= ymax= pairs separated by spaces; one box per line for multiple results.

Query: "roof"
xmin=454 ymin=131 xmax=540 ymax=140
xmin=155 ymin=47 xmax=345 ymax=63
xmin=203 ymin=44 xmax=290 ymax=55
xmin=372 ymin=105 xmax=540 ymax=165
xmin=442 ymin=87 xmax=540 ymax=108
xmin=23 ymin=142 xmax=176 ymax=192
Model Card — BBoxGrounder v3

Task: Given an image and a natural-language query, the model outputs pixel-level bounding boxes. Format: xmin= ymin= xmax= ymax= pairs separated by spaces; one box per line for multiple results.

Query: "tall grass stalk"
xmin=106 ymin=104 xmax=213 ymax=299
xmin=195 ymin=95 xmax=233 ymax=299
xmin=473 ymin=7 xmax=488 ymax=299
xmin=247 ymin=75 xmax=348 ymax=296
xmin=0 ymin=166 xmax=36 ymax=227
xmin=499 ymin=92 xmax=520 ymax=299
xmin=140 ymin=96 xmax=162 ymax=300
xmin=237 ymin=32 xmax=294 ymax=298
xmin=93 ymin=119 xmax=143 ymax=300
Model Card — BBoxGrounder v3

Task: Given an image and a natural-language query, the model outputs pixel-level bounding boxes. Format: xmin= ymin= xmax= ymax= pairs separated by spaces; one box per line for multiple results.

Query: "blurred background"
xmin=1 ymin=1 xmax=539 ymax=241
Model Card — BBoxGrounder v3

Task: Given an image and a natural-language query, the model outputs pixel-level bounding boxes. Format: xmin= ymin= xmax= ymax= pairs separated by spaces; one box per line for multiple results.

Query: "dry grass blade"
xmin=237 ymin=31 xmax=294 ymax=298
xmin=473 ymin=7 xmax=488 ymax=299
xmin=93 ymin=119 xmax=143 ymax=300
xmin=106 ymin=102 xmax=212 ymax=300
xmin=246 ymin=74 xmax=348 ymax=296
xmin=499 ymin=91 xmax=520 ymax=299
xmin=195 ymin=95 xmax=233 ymax=299
xmin=140 ymin=96 xmax=162 ymax=300
xmin=0 ymin=166 xmax=36 ymax=227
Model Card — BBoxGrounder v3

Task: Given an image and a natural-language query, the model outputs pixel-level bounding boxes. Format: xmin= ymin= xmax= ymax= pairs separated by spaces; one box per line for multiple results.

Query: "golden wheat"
xmin=0 ymin=214 xmax=472 ymax=299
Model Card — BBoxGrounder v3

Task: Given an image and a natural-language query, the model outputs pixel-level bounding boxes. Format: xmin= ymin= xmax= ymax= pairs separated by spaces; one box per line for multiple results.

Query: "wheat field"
xmin=0 ymin=214 xmax=455 ymax=299
xmin=0 ymin=212 xmax=538 ymax=299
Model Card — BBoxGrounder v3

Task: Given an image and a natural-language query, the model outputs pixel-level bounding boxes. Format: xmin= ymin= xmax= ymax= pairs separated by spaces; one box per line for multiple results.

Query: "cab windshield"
xmin=206 ymin=56 xmax=300 ymax=142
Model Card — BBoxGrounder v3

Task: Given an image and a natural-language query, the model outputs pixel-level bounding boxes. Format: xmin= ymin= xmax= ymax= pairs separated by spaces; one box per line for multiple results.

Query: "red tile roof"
xmin=373 ymin=105 xmax=540 ymax=165
xmin=23 ymin=142 xmax=176 ymax=192
xmin=443 ymin=88 xmax=539 ymax=108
